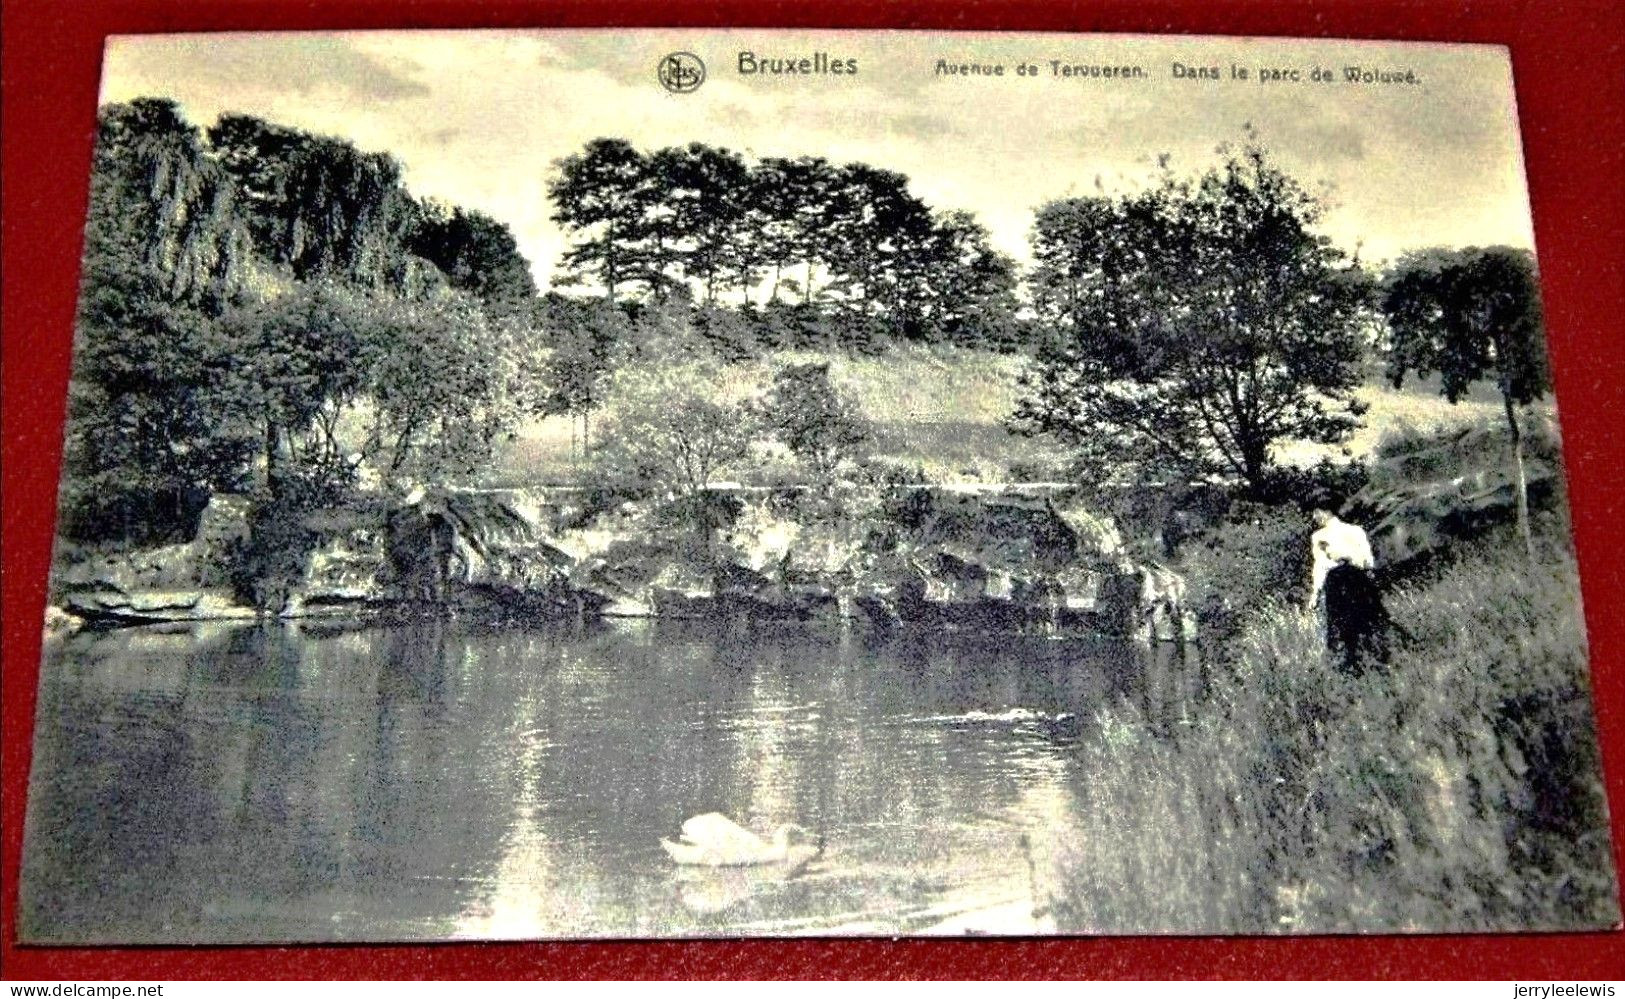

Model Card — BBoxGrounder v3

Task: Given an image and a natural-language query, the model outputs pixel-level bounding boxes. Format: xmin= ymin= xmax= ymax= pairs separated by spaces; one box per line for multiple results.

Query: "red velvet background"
xmin=4 ymin=0 xmax=1622 ymax=980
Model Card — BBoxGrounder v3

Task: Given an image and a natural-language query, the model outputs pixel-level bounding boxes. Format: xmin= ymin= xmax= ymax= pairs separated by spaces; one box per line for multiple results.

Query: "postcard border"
xmin=3 ymin=0 xmax=1622 ymax=980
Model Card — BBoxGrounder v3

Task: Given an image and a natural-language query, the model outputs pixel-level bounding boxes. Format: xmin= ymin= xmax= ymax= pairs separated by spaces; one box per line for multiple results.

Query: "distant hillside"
xmin=493 ymin=345 xmax=1526 ymax=488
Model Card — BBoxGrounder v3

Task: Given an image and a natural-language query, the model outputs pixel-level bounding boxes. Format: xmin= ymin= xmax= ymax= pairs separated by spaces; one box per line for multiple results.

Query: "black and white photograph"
xmin=17 ymin=28 xmax=1620 ymax=942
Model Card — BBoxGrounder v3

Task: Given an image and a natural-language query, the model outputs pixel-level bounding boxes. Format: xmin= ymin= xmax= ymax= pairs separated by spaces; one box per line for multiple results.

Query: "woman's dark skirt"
xmin=1324 ymin=563 xmax=1391 ymax=674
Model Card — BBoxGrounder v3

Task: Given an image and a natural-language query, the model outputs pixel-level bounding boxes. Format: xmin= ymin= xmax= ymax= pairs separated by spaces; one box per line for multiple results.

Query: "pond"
xmin=19 ymin=617 xmax=1202 ymax=942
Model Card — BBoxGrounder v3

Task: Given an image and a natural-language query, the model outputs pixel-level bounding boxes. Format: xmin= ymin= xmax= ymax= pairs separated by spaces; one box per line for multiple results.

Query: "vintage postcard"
xmin=18 ymin=29 xmax=1619 ymax=941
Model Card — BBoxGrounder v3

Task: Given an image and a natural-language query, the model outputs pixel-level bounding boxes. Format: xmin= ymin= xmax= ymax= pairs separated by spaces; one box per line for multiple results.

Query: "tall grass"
xmin=1054 ymin=529 xmax=1618 ymax=932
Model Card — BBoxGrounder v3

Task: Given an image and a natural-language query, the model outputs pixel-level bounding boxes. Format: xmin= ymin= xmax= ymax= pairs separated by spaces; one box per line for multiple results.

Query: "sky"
xmin=100 ymin=29 xmax=1537 ymax=289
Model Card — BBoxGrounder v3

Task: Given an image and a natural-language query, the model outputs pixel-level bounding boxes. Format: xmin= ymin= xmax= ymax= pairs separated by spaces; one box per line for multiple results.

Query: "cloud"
xmin=106 ymin=34 xmax=430 ymax=105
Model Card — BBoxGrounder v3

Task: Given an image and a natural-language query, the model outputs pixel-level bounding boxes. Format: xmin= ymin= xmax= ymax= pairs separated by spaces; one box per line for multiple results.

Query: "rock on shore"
xmin=50 ymin=484 xmax=1197 ymax=642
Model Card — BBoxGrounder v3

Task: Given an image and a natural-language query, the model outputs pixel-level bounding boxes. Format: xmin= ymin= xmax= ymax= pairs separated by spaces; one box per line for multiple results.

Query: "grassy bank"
xmin=1053 ymin=526 xmax=1617 ymax=932
xmin=493 ymin=345 xmax=1515 ymax=487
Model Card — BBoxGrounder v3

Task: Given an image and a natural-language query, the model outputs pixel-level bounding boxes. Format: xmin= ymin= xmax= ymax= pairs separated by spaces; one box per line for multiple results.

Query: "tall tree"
xmin=365 ymin=294 xmax=522 ymax=482
xmin=1383 ymin=246 xmax=1550 ymax=556
xmin=209 ymin=114 xmax=429 ymax=292
xmin=745 ymin=157 xmax=801 ymax=304
xmin=785 ymin=156 xmax=838 ymax=306
xmin=914 ymin=210 xmax=1020 ymax=347
xmin=66 ymin=99 xmax=546 ymax=542
xmin=216 ymin=282 xmax=374 ymax=497
xmin=549 ymin=138 xmax=650 ymax=299
xmin=407 ymin=201 xmax=538 ymax=314
xmin=820 ymin=163 xmax=922 ymax=320
xmin=1012 ymin=138 xmax=1373 ymax=494
xmin=61 ymin=100 xmax=260 ymax=541
xmin=1028 ymin=194 xmax=1158 ymax=368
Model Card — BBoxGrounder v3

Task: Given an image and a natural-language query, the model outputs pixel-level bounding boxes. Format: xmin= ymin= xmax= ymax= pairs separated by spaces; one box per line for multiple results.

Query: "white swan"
xmin=660 ymin=813 xmax=820 ymax=868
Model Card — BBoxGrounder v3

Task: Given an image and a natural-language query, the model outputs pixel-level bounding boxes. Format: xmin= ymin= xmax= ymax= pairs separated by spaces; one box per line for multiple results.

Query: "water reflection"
xmin=20 ymin=617 xmax=1201 ymax=942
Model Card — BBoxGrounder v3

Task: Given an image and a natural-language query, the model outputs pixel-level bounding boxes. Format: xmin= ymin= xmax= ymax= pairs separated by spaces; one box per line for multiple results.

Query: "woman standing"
xmin=1305 ymin=509 xmax=1391 ymax=674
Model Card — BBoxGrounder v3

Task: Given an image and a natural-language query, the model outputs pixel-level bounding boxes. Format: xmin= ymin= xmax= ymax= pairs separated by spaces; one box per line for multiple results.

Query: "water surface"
xmin=19 ymin=617 xmax=1198 ymax=941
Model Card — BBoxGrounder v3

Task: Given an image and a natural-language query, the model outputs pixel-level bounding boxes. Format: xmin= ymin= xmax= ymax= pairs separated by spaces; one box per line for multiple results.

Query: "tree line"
xmin=548 ymin=138 xmax=1021 ymax=348
xmin=68 ymin=100 xmax=1552 ymax=556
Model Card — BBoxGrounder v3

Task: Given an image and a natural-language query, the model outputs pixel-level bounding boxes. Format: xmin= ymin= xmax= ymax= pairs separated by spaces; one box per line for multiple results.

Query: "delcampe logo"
xmin=658 ymin=52 xmax=706 ymax=93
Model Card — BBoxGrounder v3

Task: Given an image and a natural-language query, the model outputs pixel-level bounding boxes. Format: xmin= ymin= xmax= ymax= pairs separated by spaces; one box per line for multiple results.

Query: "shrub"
xmin=1175 ymin=504 xmax=1312 ymax=645
xmin=1253 ymin=458 xmax=1371 ymax=512
xmin=755 ymin=361 xmax=873 ymax=483
xmin=229 ymin=497 xmax=318 ymax=611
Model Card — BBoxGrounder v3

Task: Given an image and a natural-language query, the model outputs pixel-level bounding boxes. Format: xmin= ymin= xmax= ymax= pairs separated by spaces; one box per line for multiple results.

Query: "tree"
xmin=209 ymin=114 xmax=431 ymax=293
xmin=656 ymin=143 xmax=752 ymax=302
xmin=746 ymin=157 xmax=808 ymax=305
xmin=1028 ymin=194 xmax=1158 ymax=369
xmin=217 ymin=282 xmax=374 ymax=498
xmin=779 ymin=156 xmax=839 ymax=306
xmin=756 ymin=362 xmax=872 ymax=481
xmin=527 ymin=294 xmax=629 ymax=457
xmin=549 ymin=138 xmax=650 ymax=299
xmin=1013 ymin=138 xmax=1373 ymax=494
xmin=365 ymin=294 xmax=523 ymax=483
xmin=548 ymin=138 xmax=1024 ymax=351
xmin=914 ymin=210 xmax=1020 ymax=348
xmin=60 ymin=100 xmax=260 ymax=541
xmin=594 ymin=360 xmax=757 ymax=495
xmin=1383 ymin=246 xmax=1550 ymax=555
xmin=819 ymin=163 xmax=922 ymax=321
xmin=407 ymin=201 xmax=538 ymax=314
xmin=65 ymin=98 xmax=542 ymax=548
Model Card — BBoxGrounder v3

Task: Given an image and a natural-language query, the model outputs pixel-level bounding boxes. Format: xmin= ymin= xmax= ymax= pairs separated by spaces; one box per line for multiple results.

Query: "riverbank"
xmin=1049 ymin=422 xmax=1618 ymax=932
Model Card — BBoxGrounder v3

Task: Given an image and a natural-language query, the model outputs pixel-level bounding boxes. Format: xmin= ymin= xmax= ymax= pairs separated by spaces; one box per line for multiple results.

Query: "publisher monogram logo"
xmin=658 ymin=52 xmax=706 ymax=93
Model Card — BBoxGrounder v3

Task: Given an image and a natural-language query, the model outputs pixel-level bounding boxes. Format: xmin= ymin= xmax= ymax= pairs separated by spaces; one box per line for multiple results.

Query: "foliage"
xmin=548 ymin=138 xmax=1021 ymax=349
xmin=216 ymin=281 xmax=373 ymax=493
xmin=1252 ymin=457 xmax=1372 ymax=512
xmin=1174 ymin=504 xmax=1312 ymax=644
xmin=64 ymin=99 xmax=538 ymax=550
xmin=1368 ymin=414 xmax=1562 ymax=493
xmin=1383 ymin=246 xmax=1550 ymax=554
xmin=227 ymin=473 xmax=333 ymax=612
xmin=61 ymin=100 xmax=259 ymax=542
xmin=407 ymin=200 xmax=538 ymax=313
xmin=591 ymin=360 xmax=760 ymax=495
xmin=363 ymin=295 xmax=524 ymax=482
xmin=1013 ymin=136 xmax=1374 ymax=493
xmin=88 ymin=99 xmax=257 ymax=305
xmin=215 ymin=282 xmax=524 ymax=494
xmin=525 ymin=293 xmax=632 ymax=453
xmin=547 ymin=138 xmax=652 ymax=300
xmin=1383 ymin=247 xmax=1548 ymax=407
xmin=208 ymin=113 xmax=436 ymax=293
xmin=754 ymin=362 xmax=873 ymax=481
